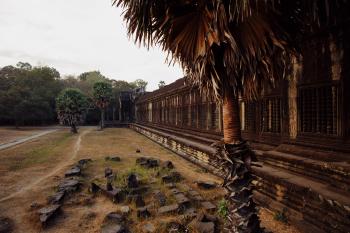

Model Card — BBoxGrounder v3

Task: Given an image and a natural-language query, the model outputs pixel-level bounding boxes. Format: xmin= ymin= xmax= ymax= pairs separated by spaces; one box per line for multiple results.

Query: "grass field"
xmin=0 ymin=127 xmax=300 ymax=233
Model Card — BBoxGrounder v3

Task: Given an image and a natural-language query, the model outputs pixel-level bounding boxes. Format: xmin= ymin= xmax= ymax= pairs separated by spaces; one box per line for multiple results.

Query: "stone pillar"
xmin=329 ymin=33 xmax=344 ymax=136
xmin=288 ymin=56 xmax=302 ymax=139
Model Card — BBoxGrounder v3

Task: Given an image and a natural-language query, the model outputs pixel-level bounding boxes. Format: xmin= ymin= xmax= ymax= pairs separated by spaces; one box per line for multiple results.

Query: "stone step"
xmin=131 ymin=123 xmax=350 ymax=233
xmin=256 ymin=149 xmax=350 ymax=192
xmin=253 ymin=164 xmax=350 ymax=233
xmin=140 ymin=123 xmax=220 ymax=144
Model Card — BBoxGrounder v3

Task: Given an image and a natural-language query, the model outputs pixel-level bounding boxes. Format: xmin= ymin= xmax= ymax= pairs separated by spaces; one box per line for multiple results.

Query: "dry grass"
xmin=0 ymin=127 xmax=301 ymax=233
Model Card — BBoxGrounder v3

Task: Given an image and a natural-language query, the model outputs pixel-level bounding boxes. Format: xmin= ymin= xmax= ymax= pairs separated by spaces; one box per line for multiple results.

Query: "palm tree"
xmin=93 ymin=82 xmax=113 ymax=130
xmin=114 ymin=1 xmax=345 ymax=232
xmin=56 ymin=88 xmax=87 ymax=134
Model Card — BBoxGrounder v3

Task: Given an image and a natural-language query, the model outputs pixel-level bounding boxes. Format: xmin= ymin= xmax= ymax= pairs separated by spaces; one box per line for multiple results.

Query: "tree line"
xmin=0 ymin=62 xmax=147 ymax=126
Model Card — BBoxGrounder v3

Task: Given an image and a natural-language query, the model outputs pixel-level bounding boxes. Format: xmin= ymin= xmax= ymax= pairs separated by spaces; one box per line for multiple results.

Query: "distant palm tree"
xmin=114 ymin=1 xmax=345 ymax=232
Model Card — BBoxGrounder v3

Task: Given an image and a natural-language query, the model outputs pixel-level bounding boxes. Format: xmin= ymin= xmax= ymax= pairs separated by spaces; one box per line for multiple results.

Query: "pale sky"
xmin=0 ymin=0 xmax=184 ymax=91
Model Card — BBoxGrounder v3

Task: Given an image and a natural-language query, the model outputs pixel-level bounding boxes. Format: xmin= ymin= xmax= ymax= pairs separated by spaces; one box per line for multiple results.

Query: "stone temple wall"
xmin=131 ymin=26 xmax=350 ymax=233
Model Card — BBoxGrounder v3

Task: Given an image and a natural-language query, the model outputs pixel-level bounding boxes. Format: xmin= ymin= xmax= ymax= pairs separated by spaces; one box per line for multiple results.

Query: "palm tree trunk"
xmin=100 ymin=109 xmax=105 ymax=130
xmin=223 ymin=91 xmax=242 ymax=143
xmin=220 ymin=90 xmax=261 ymax=233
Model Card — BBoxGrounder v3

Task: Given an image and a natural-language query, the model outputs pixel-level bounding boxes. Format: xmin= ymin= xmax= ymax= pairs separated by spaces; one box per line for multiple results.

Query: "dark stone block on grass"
xmin=58 ymin=178 xmax=80 ymax=193
xmin=110 ymin=156 xmax=121 ymax=162
xmin=142 ymin=223 xmax=156 ymax=233
xmin=158 ymin=204 xmax=179 ymax=215
xmin=196 ymin=181 xmax=217 ymax=190
xmin=0 ymin=217 xmax=13 ymax=233
xmin=184 ymin=208 xmax=198 ymax=218
xmin=166 ymin=222 xmax=187 ymax=232
xmin=105 ymin=212 xmax=125 ymax=223
xmin=104 ymin=188 xmax=127 ymax=203
xmin=193 ymin=221 xmax=215 ymax=233
xmin=38 ymin=204 xmax=61 ymax=225
xmin=201 ymin=201 xmax=216 ymax=211
xmin=30 ymin=202 xmax=41 ymax=209
xmin=128 ymin=186 xmax=149 ymax=195
xmin=139 ymin=158 xmax=159 ymax=169
xmin=106 ymin=182 xmax=113 ymax=191
xmin=127 ymin=173 xmax=138 ymax=188
xmin=161 ymin=161 xmax=174 ymax=169
xmin=78 ymin=158 xmax=92 ymax=167
xmin=191 ymin=213 xmax=218 ymax=233
xmin=170 ymin=188 xmax=182 ymax=195
xmin=136 ymin=157 xmax=147 ymax=164
xmin=47 ymin=191 xmax=65 ymax=204
xmin=135 ymin=195 xmax=145 ymax=207
xmin=153 ymin=190 xmax=166 ymax=206
xmin=65 ymin=166 xmax=81 ymax=177
xmin=162 ymin=172 xmax=182 ymax=183
xmin=91 ymin=182 xmax=101 ymax=194
xmin=106 ymin=174 xmax=114 ymax=191
xmin=137 ymin=207 xmax=151 ymax=219
xmin=105 ymin=168 xmax=113 ymax=177
xmin=101 ymin=223 xmax=129 ymax=233
xmin=102 ymin=211 xmax=129 ymax=233
xmin=105 ymin=156 xmax=121 ymax=162
xmin=174 ymin=193 xmax=191 ymax=207
xmin=188 ymin=190 xmax=204 ymax=202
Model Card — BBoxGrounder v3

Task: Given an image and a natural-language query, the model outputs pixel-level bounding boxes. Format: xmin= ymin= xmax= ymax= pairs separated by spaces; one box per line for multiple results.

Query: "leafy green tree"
xmin=16 ymin=62 xmax=32 ymax=70
xmin=56 ymin=88 xmax=88 ymax=133
xmin=0 ymin=64 xmax=61 ymax=126
xmin=76 ymin=71 xmax=110 ymax=96
xmin=93 ymin=82 xmax=113 ymax=129
xmin=112 ymin=80 xmax=137 ymax=92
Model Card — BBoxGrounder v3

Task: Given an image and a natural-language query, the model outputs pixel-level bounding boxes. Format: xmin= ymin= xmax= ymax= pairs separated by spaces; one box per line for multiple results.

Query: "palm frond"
xmin=113 ymin=0 xmax=348 ymax=100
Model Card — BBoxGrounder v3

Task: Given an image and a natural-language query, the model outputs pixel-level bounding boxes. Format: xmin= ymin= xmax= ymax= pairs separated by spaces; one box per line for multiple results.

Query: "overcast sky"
xmin=0 ymin=0 xmax=184 ymax=91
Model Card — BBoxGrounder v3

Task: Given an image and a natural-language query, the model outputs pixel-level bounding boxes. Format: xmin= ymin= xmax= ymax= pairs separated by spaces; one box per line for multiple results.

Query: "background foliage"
xmin=0 ymin=62 xmax=147 ymax=126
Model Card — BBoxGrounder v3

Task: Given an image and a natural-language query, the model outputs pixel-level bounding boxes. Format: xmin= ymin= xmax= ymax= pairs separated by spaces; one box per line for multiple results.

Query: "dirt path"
xmin=0 ymin=129 xmax=58 ymax=151
xmin=0 ymin=129 xmax=91 ymax=203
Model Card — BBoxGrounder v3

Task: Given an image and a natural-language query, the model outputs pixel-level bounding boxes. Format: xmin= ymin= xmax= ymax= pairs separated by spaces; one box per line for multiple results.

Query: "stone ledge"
xmin=131 ymin=123 xmax=350 ymax=233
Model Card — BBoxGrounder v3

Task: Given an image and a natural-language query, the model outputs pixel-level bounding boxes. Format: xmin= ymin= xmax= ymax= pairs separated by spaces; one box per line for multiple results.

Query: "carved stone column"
xmin=288 ymin=56 xmax=302 ymax=139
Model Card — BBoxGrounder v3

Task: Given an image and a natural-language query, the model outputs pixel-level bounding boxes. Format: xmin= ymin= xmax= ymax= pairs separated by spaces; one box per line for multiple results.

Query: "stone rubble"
xmin=158 ymin=204 xmax=179 ymax=215
xmin=200 ymin=201 xmax=216 ymax=211
xmin=142 ymin=222 xmax=156 ymax=232
xmin=162 ymin=171 xmax=182 ymax=183
xmin=196 ymin=181 xmax=217 ymax=190
xmin=37 ymin=204 xmax=61 ymax=225
xmin=153 ymin=190 xmax=167 ymax=206
xmin=101 ymin=211 xmax=129 ymax=233
xmin=47 ymin=191 xmax=65 ymax=205
xmin=0 ymin=217 xmax=13 ymax=233
xmin=127 ymin=173 xmax=138 ymax=188
xmin=137 ymin=207 xmax=151 ymax=219
xmin=65 ymin=166 xmax=81 ymax=177
xmin=191 ymin=213 xmax=218 ymax=233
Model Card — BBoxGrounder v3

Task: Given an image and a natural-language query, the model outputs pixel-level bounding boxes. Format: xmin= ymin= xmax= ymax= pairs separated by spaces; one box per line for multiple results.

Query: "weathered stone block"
xmin=38 ymin=204 xmax=61 ymax=225
xmin=158 ymin=204 xmax=179 ymax=215
xmin=65 ymin=166 xmax=81 ymax=177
